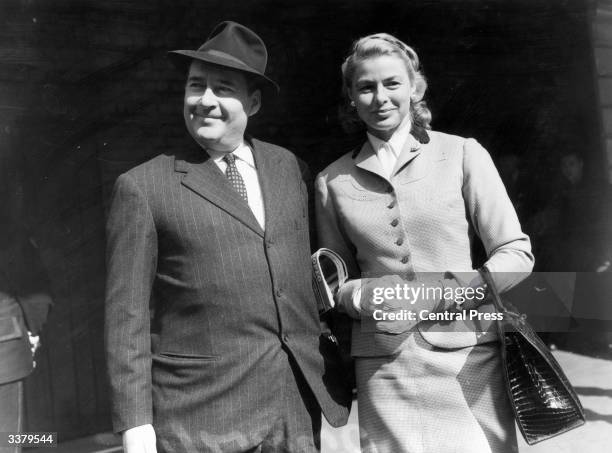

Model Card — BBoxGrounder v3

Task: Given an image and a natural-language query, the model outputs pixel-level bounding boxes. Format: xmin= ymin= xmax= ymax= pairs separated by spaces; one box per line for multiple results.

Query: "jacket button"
xmin=282 ymin=334 xmax=290 ymax=342
xmin=276 ymin=289 xmax=283 ymax=298
xmin=400 ymin=256 xmax=410 ymax=264
xmin=387 ymin=200 xmax=395 ymax=209
xmin=395 ymin=238 xmax=404 ymax=246
xmin=390 ymin=218 xmax=399 ymax=227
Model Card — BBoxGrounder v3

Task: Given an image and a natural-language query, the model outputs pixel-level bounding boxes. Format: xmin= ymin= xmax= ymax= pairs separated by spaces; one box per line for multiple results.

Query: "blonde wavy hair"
xmin=341 ymin=33 xmax=432 ymax=130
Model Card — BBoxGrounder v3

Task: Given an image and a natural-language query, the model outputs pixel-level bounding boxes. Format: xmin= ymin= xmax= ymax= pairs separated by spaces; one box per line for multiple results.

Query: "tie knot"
xmin=223 ymin=153 xmax=236 ymax=165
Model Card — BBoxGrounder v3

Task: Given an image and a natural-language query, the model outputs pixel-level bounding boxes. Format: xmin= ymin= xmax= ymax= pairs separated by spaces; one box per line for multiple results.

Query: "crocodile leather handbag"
xmin=481 ymin=268 xmax=585 ymax=445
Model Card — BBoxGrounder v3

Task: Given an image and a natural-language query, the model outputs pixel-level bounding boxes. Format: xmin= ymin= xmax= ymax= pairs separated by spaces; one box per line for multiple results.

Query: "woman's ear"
xmin=248 ymin=90 xmax=262 ymax=116
xmin=410 ymin=84 xmax=417 ymax=98
xmin=410 ymin=82 xmax=422 ymax=101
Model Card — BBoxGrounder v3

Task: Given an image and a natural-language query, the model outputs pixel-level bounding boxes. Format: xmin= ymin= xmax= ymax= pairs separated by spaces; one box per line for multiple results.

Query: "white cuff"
xmin=352 ymin=287 xmax=362 ymax=314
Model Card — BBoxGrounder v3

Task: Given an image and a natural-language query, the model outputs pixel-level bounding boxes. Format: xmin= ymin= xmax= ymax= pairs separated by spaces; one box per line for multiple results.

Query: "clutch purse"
xmin=480 ymin=267 xmax=585 ymax=445
xmin=312 ymin=248 xmax=348 ymax=314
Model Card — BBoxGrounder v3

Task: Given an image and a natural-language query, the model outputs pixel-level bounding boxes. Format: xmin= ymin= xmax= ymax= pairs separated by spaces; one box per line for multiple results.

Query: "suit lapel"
xmin=250 ymin=139 xmax=289 ymax=235
xmin=177 ymin=151 xmax=264 ymax=237
xmin=393 ymin=135 xmax=428 ymax=183
xmin=354 ymin=141 xmax=389 ymax=181
xmin=354 ymin=137 xmax=428 ymax=184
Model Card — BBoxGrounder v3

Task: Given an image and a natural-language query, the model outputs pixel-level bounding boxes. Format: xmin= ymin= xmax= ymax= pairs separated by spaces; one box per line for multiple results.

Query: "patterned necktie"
xmin=223 ymin=153 xmax=248 ymax=203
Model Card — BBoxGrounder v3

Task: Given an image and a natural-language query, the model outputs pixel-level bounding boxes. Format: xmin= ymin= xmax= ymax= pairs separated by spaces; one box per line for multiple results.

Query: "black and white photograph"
xmin=1 ymin=0 xmax=611 ymax=452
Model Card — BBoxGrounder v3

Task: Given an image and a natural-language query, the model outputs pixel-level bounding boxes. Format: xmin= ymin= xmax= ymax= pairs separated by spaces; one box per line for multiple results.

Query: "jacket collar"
xmin=352 ymin=124 xmax=430 ymax=159
xmin=174 ymin=136 xmax=290 ymax=238
xmin=174 ymin=137 xmax=264 ymax=237
xmin=353 ymin=125 xmax=430 ymax=182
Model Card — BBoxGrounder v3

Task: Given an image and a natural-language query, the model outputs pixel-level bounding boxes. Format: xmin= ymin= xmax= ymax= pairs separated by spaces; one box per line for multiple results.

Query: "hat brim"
xmin=168 ymin=50 xmax=279 ymax=93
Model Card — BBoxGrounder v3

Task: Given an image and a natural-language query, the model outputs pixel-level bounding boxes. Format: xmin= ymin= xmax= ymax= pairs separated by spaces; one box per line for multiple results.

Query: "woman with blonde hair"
xmin=315 ymin=33 xmax=533 ymax=452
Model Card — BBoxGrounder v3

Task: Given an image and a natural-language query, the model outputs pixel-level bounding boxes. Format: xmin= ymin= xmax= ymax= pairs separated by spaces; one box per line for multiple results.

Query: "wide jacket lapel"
xmin=392 ymin=136 xmax=424 ymax=183
xmin=393 ymin=129 xmax=434 ymax=184
xmin=176 ymin=151 xmax=264 ymax=237
xmin=250 ymin=139 xmax=289 ymax=235
xmin=354 ymin=141 xmax=389 ymax=182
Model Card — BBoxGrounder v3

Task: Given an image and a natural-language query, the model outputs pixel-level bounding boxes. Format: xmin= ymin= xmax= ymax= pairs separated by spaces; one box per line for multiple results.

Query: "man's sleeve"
xmin=104 ymin=173 xmax=158 ymax=433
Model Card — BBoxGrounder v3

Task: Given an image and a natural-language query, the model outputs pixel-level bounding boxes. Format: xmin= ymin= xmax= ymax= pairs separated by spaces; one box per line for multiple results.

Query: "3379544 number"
xmin=1 ymin=432 xmax=57 ymax=447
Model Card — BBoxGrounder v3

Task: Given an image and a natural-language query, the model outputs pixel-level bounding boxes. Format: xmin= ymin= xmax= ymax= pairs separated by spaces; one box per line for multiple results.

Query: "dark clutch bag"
xmin=481 ymin=267 xmax=585 ymax=445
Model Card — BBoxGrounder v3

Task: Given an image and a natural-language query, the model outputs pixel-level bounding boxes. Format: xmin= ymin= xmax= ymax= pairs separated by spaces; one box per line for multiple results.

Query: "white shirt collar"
xmin=367 ymin=117 xmax=413 ymax=157
xmin=210 ymin=142 xmax=256 ymax=169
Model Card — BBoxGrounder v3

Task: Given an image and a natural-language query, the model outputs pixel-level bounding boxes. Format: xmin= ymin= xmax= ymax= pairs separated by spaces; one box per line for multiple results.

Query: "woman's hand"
xmin=356 ymin=273 xmax=489 ymax=334
xmin=359 ymin=275 xmax=422 ymax=335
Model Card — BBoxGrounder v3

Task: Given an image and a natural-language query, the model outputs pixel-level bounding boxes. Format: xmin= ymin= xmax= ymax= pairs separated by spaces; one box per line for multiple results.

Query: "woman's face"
xmin=350 ymin=54 xmax=414 ymax=141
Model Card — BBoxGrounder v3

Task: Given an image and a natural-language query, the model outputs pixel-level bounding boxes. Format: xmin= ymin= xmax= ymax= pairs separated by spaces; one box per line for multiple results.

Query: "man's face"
xmin=183 ymin=61 xmax=260 ymax=153
xmin=561 ymin=154 xmax=584 ymax=186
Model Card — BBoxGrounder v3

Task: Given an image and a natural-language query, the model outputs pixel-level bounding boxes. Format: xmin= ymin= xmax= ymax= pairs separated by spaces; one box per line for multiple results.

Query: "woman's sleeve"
xmin=462 ymin=138 xmax=534 ymax=292
xmin=314 ymin=172 xmax=362 ymax=317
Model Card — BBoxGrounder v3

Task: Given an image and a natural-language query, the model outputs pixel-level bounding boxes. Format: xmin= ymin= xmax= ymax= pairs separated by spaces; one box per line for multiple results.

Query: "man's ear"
xmin=248 ymin=89 xmax=261 ymax=116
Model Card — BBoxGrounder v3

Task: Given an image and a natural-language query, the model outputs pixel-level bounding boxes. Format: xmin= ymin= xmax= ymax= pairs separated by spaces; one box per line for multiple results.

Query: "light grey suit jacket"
xmin=315 ymin=128 xmax=534 ymax=353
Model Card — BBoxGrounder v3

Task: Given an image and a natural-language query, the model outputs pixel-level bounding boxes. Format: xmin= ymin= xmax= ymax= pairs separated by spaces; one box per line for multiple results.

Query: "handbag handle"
xmin=480 ymin=267 xmax=527 ymax=322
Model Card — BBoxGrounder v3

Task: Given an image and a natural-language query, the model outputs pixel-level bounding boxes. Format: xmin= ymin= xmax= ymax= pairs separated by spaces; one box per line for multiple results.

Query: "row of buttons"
xmin=385 ymin=193 xmax=410 ymax=264
xmin=264 ymin=237 xmax=290 ymax=346
xmin=387 ymin=185 xmax=395 ymax=210
xmin=391 ymin=220 xmax=409 ymax=263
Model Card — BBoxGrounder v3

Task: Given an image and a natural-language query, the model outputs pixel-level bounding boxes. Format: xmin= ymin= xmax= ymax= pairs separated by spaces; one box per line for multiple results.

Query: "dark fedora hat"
xmin=168 ymin=21 xmax=279 ymax=92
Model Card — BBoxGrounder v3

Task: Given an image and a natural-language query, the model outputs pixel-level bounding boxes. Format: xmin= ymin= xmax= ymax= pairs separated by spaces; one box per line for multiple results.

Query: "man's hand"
xmin=27 ymin=331 xmax=41 ymax=368
xmin=123 ymin=424 xmax=157 ymax=453
xmin=27 ymin=331 xmax=41 ymax=356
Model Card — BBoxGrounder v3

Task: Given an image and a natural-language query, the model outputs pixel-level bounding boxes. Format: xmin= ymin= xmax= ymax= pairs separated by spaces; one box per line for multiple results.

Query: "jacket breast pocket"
xmin=0 ymin=316 xmax=23 ymax=343
xmin=154 ymin=351 xmax=220 ymax=364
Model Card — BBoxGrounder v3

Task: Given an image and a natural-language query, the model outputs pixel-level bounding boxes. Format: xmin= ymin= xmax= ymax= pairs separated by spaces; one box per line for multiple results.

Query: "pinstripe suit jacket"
xmin=104 ymin=138 xmax=350 ymax=448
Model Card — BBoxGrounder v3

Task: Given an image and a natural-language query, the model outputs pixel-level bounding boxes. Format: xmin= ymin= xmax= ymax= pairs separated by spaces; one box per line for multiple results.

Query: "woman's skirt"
xmin=355 ymin=332 xmax=517 ymax=453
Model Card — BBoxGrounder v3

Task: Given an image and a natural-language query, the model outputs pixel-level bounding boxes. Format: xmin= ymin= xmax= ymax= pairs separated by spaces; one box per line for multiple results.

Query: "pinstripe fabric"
xmin=105 ymin=138 xmax=350 ymax=452
xmin=315 ymin=130 xmax=533 ymax=452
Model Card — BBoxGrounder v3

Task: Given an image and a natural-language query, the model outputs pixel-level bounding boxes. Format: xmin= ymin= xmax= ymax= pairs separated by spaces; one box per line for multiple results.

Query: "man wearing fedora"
xmin=105 ymin=21 xmax=350 ymax=453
